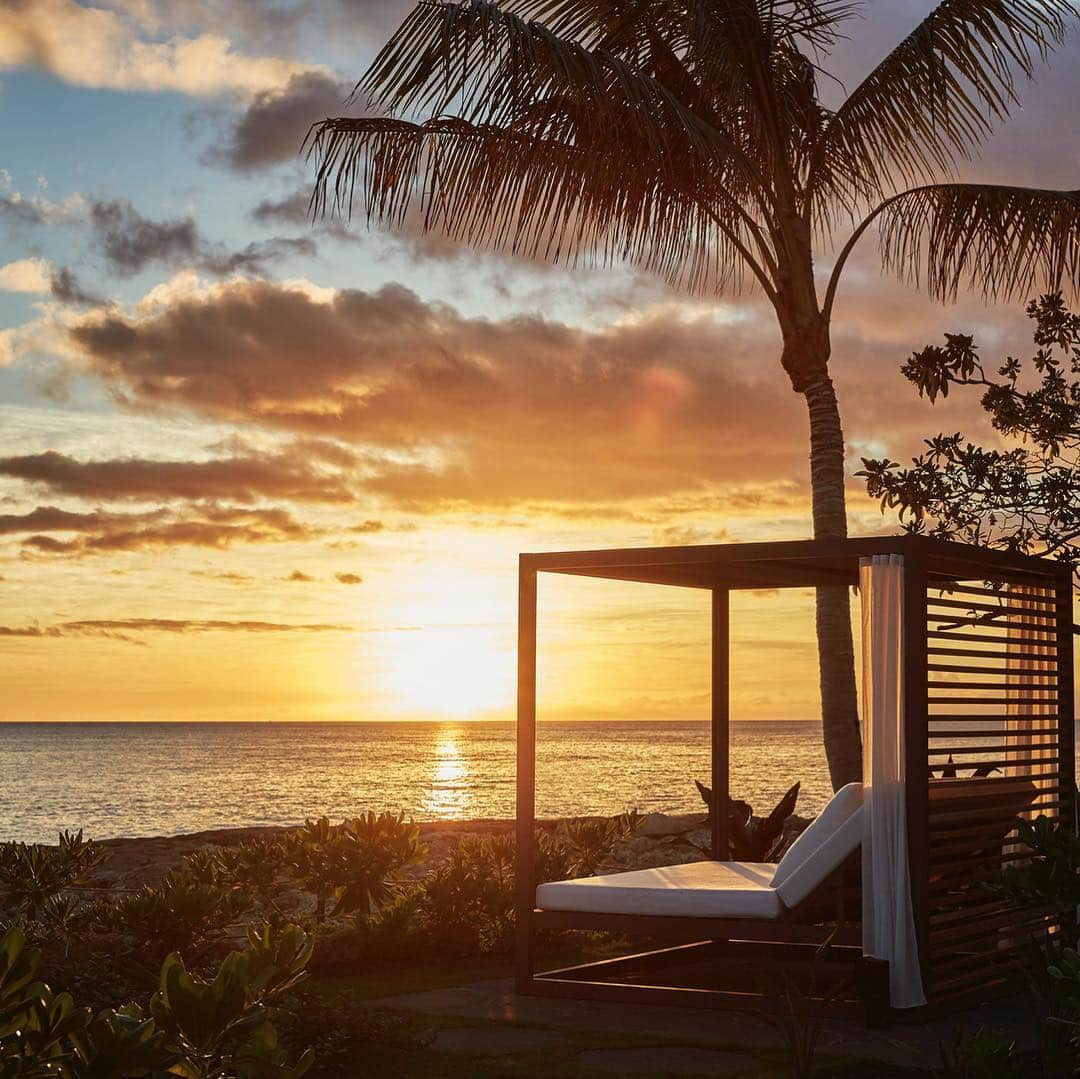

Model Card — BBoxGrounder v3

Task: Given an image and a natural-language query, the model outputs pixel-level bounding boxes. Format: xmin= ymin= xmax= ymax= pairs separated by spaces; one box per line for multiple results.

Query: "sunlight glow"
xmin=380 ymin=624 xmax=511 ymax=718
xmin=420 ymin=729 xmax=469 ymax=818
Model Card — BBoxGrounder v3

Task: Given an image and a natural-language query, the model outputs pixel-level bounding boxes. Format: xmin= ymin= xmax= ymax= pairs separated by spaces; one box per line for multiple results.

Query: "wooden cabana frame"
xmin=515 ymin=535 xmax=1076 ymax=1021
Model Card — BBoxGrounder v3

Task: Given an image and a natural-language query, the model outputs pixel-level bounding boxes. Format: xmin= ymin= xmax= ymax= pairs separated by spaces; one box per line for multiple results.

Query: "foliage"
xmin=310 ymin=815 xmax=636 ymax=971
xmin=308 ymin=1 xmax=1079 ymax=311
xmin=108 ymin=870 xmax=252 ymax=970
xmin=286 ymin=813 xmax=425 ymax=924
xmin=553 ymin=812 xmax=642 ymax=878
xmin=696 ymin=780 xmax=801 ymax=861
xmin=936 ymin=1027 xmax=1024 ymax=1079
xmin=0 ymin=921 xmax=314 ymax=1078
xmin=992 ymin=815 xmax=1080 ymax=919
xmin=276 ymin=987 xmax=429 ymax=1078
xmin=860 ymin=292 xmax=1080 ymax=589
xmin=757 ymin=932 xmax=837 ymax=1079
xmin=0 ymin=830 xmax=106 ymax=924
xmin=145 ymin=922 xmax=314 ymax=1078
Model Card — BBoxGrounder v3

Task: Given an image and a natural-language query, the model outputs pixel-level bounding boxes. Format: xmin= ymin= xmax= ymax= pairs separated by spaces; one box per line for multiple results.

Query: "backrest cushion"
xmin=774 ymin=805 xmax=864 ymax=909
xmin=771 ymin=782 xmax=863 ymax=889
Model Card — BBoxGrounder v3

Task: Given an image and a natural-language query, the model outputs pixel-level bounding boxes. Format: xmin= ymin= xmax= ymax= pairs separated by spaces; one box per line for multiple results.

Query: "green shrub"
xmin=108 ymin=870 xmax=252 ymax=970
xmin=286 ymin=813 xmax=425 ymax=924
xmin=0 ymin=830 xmax=106 ymax=924
xmin=0 ymin=921 xmax=314 ymax=1077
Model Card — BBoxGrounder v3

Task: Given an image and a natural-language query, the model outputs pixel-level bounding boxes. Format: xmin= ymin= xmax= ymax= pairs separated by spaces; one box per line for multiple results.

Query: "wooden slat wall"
xmin=922 ymin=577 xmax=1065 ymax=1004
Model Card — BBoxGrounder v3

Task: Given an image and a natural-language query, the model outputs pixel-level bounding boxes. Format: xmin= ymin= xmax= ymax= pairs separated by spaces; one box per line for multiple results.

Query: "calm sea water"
xmin=0 ymin=720 xmax=835 ymax=845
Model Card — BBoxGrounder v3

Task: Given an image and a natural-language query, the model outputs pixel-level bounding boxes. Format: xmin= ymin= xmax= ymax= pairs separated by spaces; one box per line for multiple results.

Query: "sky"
xmin=1 ymin=0 xmax=1078 ymax=724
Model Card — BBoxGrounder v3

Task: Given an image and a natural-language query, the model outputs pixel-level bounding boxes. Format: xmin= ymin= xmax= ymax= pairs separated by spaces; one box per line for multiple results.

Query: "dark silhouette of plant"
xmin=420 ymin=833 xmax=517 ymax=954
xmin=696 ymin=779 xmax=800 ymax=860
xmin=860 ymin=292 xmax=1080 ymax=597
xmin=992 ymin=815 xmax=1080 ymax=918
xmin=309 ymin=0 xmax=1080 ymax=792
xmin=189 ymin=836 xmax=293 ymax=918
xmin=108 ymin=871 xmax=252 ymax=971
xmin=286 ymin=813 xmax=425 ymax=924
xmin=554 ymin=810 xmax=642 ymax=877
xmin=0 ymin=830 xmax=106 ymax=923
xmin=935 ymin=1027 xmax=1024 ymax=1079
xmin=757 ymin=931 xmax=838 ymax=1078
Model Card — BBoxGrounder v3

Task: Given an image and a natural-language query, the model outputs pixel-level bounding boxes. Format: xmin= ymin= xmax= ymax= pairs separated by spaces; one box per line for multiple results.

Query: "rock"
xmin=685 ymin=827 xmax=711 ymax=850
xmin=637 ymin=812 xmax=701 ymax=838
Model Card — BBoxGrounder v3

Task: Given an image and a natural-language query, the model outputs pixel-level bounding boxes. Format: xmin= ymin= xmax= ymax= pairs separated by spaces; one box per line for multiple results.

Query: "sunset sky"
xmin=1 ymin=0 xmax=1078 ymax=725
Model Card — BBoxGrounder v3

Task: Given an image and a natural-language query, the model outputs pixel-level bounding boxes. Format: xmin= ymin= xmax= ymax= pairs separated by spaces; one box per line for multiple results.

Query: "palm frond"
xmin=817 ymin=0 xmax=1074 ymax=208
xmin=878 ymin=183 xmax=1080 ymax=302
xmin=356 ymin=0 xmax=766 ymax=201
xmin=307 ymin=114 xmax=767 ymax=295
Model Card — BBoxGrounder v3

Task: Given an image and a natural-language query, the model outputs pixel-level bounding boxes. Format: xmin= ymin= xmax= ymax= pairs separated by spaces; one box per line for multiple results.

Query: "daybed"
xmin=515 ymin=536 xmax=1075 ymax=1021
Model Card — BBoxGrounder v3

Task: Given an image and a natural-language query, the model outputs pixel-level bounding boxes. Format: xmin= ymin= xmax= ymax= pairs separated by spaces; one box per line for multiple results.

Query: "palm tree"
xmin=308 ymin=0 xmax=1080 ymax=790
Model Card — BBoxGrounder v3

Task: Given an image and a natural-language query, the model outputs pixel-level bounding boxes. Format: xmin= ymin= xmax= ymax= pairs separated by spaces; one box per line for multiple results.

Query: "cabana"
xmin=515 ymin=536 xmax=1075 ymax=1021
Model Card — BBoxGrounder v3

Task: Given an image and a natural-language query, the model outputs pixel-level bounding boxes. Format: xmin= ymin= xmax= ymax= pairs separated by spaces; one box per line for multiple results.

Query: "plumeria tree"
xmin=309 ymin=0 xmax=1080 ymax=789
xmin=861 ymin=291 xmax=1080 ymax=610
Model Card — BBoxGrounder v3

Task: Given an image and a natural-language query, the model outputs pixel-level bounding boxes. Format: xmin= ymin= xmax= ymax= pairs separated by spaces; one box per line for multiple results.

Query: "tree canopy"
xmin=860 ymin=292 xmax=1080 ymax=595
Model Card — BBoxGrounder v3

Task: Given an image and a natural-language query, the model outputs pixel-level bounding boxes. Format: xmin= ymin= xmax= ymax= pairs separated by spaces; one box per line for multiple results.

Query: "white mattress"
xmin=535 ymin=860 xmax=783 ymax=920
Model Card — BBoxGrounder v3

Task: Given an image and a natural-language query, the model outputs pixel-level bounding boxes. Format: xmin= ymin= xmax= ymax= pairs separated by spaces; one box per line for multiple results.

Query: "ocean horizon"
xmin=1 ymin=719 xmax=835 ymax=845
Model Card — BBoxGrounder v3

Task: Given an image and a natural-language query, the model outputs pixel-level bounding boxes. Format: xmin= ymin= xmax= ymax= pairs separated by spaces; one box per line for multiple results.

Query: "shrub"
xmin=108 ymin=870 xmax=252 ymax=971
xmin=0 ymin=830 xmax=106 ymax=923
xmin=286 ymin=814 xmax=425 ymax=924
xmin=0 ymin=921 xmax=315 ymax=1077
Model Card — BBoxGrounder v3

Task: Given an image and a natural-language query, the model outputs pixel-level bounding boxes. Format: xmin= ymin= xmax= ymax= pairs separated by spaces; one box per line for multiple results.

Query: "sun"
xmin=381 ymin=623 xmax=512 ymax=719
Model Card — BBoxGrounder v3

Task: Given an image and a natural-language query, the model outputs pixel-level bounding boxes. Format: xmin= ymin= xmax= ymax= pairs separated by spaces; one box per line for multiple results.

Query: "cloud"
xmin=191 ymin=569 xmax=256 ymax=584
xmin=0 ymin=258 xmax=52 ymax=293
xmin=251 ymin=190 xmax=310 ymax=225
xmin=0 ymin=617 xmax=351 ymax=641
xmin=210 ymin=71 xmax=356 ymax=171
xmin=49 ymin=267 xmax=104 ymax=306
xmin=0 ymin=0 xmax=328 ymax=99
xmin=48 ymin=263 xmax=1012 ymax=522
xmin=0 ymin=503 xmax=315 ymax=556
xmin=87 ymin=197 xmax=315 ymax=277
xmin=0 ymin=194 xmax=48 ymax=226
xmin=64 ymin=278 xmax=814 ymax=507
xmin=199 ymin=235 xmax=317 ymax=275
xmin=0 ymin=189 xmax=86 ymax=228
xmin=335 ymin=571 xmax=362 ymax=585
xmin=90 ymin=199 xmax=198 ymax=275
xmin=0 ymin=446 xmax=356 ymax=505
xmin=286 ymin=569 xmax=314 ymax=582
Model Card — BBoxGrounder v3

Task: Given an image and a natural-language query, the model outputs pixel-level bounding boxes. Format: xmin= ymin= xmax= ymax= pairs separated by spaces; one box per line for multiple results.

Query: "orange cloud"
xmin=0 ymin=447 xmax=356 ymax=504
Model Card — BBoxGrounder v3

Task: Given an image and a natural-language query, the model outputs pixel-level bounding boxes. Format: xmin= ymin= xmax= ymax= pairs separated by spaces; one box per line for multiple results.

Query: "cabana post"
xmin=515 ymin=536 xmax=1076 ymax=1022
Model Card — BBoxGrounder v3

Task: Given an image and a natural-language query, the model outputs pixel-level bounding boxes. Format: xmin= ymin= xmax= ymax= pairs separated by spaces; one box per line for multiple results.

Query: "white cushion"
xmin=771 ymin=782 xmax=863 ymax=888
xmin=774 ymin=806 xmax=863 ymax=909
xmin=536 ymin=860 xmax=783 ymax=920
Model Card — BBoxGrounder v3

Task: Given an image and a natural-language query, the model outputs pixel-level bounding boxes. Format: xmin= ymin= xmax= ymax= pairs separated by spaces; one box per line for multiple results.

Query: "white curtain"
xmin=860 ymin=554 xmax=927 ymax=1009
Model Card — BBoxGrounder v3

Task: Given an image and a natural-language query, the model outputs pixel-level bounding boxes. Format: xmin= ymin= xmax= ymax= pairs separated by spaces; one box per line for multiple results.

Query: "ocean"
xmin=0 ymin=720 xmax=836 ymax=845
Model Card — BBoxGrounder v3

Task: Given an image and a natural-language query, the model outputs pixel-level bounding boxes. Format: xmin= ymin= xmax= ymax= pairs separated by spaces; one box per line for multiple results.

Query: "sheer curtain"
xmin=860 ymin=554 xmax=926 ymax=1008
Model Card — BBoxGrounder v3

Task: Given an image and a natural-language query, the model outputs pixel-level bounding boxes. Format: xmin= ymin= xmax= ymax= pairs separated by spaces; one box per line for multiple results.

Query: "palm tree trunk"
xmin=803 ymin=373 xmax=862 ymax=790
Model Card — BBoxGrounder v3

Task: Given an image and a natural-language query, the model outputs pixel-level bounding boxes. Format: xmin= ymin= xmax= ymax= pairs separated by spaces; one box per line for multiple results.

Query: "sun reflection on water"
xmin=420 ymin=729 xmax=469 ymax=819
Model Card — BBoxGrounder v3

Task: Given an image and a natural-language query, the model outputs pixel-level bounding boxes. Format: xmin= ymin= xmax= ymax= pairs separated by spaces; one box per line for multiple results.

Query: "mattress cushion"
xmin=771 ymin=781 xmax=863 ymax=888
xmin=774 ymin=805 xmax=863 ymax=909
xmin=535 ymin=860 xmax=783 ymax=920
